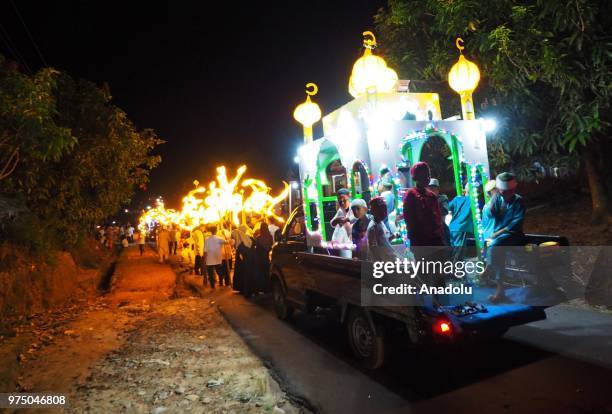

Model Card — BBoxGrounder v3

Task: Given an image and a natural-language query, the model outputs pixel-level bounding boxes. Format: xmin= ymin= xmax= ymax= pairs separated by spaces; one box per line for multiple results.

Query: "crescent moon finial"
xmin=456 ymin=37 xmax=465 ymax=54
xmin=305 ymin=82 xmax=318 ymax=96
xmin=363 ymin=31 xmax=377 ymax=49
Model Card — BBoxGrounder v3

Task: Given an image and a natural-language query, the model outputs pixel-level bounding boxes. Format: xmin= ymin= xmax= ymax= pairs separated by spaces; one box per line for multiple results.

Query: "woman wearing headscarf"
xmin=231 ymin=224 xmax=253 ymax=292
xmin=253 ymin=222 xmax=274 ymax=294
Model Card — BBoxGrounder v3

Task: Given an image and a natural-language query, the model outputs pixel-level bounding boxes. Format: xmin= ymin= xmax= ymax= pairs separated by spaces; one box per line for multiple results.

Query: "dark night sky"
xmin=0 ymin=0 xmax=385 ymax=208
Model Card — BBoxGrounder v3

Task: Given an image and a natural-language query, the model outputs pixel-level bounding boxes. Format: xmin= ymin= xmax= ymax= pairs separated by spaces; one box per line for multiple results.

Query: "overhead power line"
xmin=0 ymin=22 xmax=32 ymax=74
xmin=9 ymin=0 xmax=48 ymax=67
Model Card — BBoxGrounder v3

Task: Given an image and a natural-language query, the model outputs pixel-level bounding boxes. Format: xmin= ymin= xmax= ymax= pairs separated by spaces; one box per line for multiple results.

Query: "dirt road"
xmin=7 ymin=246 xmax=306 ymax=414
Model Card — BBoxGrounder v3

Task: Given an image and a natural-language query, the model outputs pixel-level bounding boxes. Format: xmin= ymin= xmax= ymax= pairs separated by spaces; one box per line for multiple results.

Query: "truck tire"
xmin=346 ymin=308 xmax=385 ymax=369
xmin=272 ymin=277 xmax=294 ymax=321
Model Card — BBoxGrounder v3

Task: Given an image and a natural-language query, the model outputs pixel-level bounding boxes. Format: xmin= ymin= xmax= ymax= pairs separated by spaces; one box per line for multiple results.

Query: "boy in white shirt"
xmin=205 ymin=227 xmax=229 ymax=288
xmin=330 ymin=188 xmax=356 ymax=258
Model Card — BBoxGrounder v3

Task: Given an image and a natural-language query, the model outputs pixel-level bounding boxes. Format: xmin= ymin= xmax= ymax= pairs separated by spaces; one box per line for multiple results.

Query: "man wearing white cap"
xmin=486 ymin=172 xmax=526 ymax=302
xmin=350 ymin=198 xmax=371 ymax=257
xmin=330 ymin=188 xmax=356 ymax=258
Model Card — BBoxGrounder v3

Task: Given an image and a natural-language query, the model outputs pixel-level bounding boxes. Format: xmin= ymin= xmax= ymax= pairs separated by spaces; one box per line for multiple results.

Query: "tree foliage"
xmin=0 ymin=56 xmax=163 ymax=249
xmin=0 ymin=55 xmax=75 ymax=181
xmin=375 ymin=0 xmax=612 ymax=182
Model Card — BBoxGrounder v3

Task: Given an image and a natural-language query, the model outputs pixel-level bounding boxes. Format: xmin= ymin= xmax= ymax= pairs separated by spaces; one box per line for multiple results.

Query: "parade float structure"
xmin=293 ymin=33 xmax=491 ymax=252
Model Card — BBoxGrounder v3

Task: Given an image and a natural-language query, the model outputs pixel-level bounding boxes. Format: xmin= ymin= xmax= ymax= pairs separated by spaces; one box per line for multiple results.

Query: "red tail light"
xmin=434 ymin=320 xmax=452 ymax=335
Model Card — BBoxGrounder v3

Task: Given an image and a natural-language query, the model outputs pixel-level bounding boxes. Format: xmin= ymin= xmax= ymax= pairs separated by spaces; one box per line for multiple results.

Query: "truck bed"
xmin=293 ymin=252 xmax=550 ymax=336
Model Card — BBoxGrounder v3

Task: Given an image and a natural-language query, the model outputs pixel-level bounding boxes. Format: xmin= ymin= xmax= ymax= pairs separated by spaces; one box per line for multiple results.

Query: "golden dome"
xmin=349 ymin=31 xmax=398 ymax=98
xmin=448 ymin=38 xmax=480 ymax=94
xmin=293 ymin=83 xmax=322 ymax=128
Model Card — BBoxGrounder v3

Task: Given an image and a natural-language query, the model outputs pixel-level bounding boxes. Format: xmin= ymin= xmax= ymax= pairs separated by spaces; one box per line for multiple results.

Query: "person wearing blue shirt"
xmin=480 ymin=180 xmax=498 ymax=242
xmin=448 ymin=185 xmax=474 ymax=261
xmin=486 ymin=172 xmax=525 ymax=303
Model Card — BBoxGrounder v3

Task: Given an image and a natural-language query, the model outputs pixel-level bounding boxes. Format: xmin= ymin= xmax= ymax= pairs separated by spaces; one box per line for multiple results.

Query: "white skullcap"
xmin=350 ymin=198 xmax=367 ymax=209
xmin=496 ymin=172 xmax=518 ymax=190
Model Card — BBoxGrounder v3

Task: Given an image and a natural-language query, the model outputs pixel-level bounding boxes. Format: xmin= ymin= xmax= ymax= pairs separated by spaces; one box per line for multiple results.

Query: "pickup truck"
xmin=269 ymin=206 xmax=569 ymax=369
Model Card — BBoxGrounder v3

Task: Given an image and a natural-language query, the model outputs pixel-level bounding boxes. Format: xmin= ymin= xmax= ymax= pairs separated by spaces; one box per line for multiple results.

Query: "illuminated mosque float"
xmin=293 ymin=32 xmax=493 ymax=252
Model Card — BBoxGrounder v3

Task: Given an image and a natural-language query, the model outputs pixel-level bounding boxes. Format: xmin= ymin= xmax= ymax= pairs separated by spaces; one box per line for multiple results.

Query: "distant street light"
xmin=293 ymin=155 xmax=300 ymax=164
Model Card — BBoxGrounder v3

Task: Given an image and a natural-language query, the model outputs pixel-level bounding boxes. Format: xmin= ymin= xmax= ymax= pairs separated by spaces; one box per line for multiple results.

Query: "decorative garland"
xmin=349 ymin=158 xmax=374 ymax=194
xmin=468 ymin=163 xmax=488 ymax=244
xmin=399 ymin=124 xmax=463 ymax=150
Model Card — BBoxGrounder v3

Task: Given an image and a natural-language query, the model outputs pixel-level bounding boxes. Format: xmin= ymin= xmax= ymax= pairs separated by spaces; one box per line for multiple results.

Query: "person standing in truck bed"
xmin=427 ymin=178 xmax=450 ymax=246
xmin=367 ymin=196 xmax=399 ymax=262
xmin=402 ymin=162 xmax=445 ymax=247
xmin=402 ymin=162 xmax=447 ymax=292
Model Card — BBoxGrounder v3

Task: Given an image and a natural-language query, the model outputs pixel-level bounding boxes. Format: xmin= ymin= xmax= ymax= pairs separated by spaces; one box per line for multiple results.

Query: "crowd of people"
xmin=96 ymin=211 xmax=283 ymax=299
xmin=97 ymin=223 xmax=137 ymax=253
xmin=152 ymin=219 xmax=282 ymax=296
xmin=327 ymin=161 xmax=525 ymax=303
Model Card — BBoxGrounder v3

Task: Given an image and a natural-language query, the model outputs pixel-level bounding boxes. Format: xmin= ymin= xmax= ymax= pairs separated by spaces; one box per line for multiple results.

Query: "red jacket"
xmin=403 ymin=187 xmax=444 ymax=246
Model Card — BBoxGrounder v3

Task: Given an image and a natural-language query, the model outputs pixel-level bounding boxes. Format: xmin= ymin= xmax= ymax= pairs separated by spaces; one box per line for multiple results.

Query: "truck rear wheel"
xmin=272 ymin=278 xmax=294 ymax=321
xmin=346 ymin=308 xmax=385 ymax=369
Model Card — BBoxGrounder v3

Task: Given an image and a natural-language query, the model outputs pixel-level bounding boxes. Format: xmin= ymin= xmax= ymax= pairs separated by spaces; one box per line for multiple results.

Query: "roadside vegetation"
xmin=375 ymin=0 xmax=612 ymax=225
xmin=0 ymin=54 xmax=162 ymax=259
xmin=0 ymin=54 xmax=163 ymax=323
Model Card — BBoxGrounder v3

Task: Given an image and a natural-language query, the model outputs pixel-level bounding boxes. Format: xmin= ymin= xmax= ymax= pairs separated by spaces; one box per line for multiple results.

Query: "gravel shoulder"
xmin=2 ymin=246 xmax=307 ymax=414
